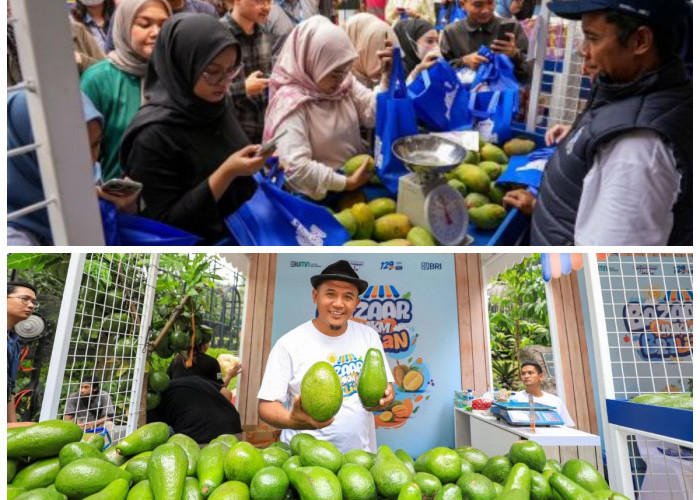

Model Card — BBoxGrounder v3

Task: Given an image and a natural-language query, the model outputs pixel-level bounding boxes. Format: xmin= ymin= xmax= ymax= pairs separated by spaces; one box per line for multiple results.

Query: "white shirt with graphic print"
xmin=257 ymin=319 xmax=394 ymax=453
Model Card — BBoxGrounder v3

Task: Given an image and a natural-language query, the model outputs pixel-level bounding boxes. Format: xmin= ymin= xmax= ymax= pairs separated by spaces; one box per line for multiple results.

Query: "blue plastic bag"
xmin=468 ymin=46 xmax=520 ymax=144
xmin=496 ymin=147 xmax=555 ymax=190
xmin=436 ymin=3 xmax=466 ymax=31
xmin=375 ymin=47 xmax=418 ymax=195
xmin=225 ymin=163 xmax=351 ymax=246
xmin=99 ymin=200 xmax=201 ymax=246
xmin=407 ymin=59 xmax=472 ymax=132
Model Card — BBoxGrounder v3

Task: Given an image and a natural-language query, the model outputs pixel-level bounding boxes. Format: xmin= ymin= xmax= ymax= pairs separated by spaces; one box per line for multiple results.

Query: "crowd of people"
xmin=6 ymin=0 xmax=692 ymax=245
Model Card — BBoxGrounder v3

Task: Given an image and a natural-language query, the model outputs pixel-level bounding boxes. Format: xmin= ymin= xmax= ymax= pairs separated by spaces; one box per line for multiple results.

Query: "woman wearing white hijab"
xmin=80 ymin=0 xmax=171 ymax=181
xmin=264 ymin=16 xmax=392 ymax=200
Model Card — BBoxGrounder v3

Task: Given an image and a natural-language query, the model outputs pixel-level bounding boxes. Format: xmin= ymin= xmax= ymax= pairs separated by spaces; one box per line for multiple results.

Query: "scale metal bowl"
xmin=392 ymin=134 xmax=467 ymax=179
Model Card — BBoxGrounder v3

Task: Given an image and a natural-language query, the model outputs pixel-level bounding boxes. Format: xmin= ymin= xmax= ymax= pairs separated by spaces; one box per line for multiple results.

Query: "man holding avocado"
xmin=440 ymin=0 xmax=532 ymax=83
xmin=257 ymin=260 xmax=395 ymax=453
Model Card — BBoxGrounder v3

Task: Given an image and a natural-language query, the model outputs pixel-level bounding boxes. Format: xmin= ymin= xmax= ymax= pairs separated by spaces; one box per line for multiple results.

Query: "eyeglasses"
xmin=201 ymin=64 xmax=244 ymax=86
xmin=9 ymin=295 xmax=39 ymax=308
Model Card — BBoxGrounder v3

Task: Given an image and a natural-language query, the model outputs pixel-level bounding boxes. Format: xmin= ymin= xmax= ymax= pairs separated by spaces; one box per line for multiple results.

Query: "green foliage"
xmin=488 ymin=254 xmax=549 ymax=390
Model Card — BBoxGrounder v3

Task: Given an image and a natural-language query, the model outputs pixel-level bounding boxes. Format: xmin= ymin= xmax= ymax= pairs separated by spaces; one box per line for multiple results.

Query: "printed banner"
xmin=272 ymin=255 xmax=461 ymax=456
xmin=597 ymin=255 xmax=693 ymax=397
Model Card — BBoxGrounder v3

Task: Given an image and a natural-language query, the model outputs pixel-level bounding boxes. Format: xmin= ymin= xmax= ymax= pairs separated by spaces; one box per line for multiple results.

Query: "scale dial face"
xmin=424 ymin=183 xmax=469 ymax=245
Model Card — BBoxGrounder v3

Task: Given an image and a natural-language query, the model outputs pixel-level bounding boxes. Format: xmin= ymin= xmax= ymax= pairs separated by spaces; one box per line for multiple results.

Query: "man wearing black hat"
xmin=63 ymin=375 xmax=116 ymax=431
xmin=503 ymin=0 xmax=692 ymax=245
xmin=257 ymin=260 xmax=395 ymax=453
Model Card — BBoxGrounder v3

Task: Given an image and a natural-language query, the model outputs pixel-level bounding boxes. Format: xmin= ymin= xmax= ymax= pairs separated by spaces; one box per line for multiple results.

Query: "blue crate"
xmin=606 ymin=399 xmax=693 ymax=443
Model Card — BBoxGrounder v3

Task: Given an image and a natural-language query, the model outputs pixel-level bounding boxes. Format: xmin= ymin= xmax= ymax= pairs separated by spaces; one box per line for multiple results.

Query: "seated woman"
xmin=80 ymin=0 xmax=172 ymax=181
xmin=263 ymin=15 xmax=392 ymax=200
xmin=393 ymin=18 xmax=441 ymax=84
xmin=7 ymin=91 xmax=137 ymax=246
xmin=120 ymin=14 xmax=265 ymax=244
xmin=343 ymin=13 xmax=398 ymax=89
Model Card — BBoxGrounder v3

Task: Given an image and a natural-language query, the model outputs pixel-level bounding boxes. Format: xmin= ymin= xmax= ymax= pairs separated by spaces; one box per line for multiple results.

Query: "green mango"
xmin=469 ymin=203 xmax=507 ymax=230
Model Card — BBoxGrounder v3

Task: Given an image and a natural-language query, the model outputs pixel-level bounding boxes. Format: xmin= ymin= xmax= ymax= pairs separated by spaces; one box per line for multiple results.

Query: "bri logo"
xmin=421 ymin=262 xmax=442 ymax=270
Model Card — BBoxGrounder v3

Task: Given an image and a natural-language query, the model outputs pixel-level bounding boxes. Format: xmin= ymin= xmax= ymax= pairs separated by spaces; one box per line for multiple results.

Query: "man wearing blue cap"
xmin=503 ymin=0 xmax=692 ymax=245
xmin=257 ymin=260 xmax=395 ymax=453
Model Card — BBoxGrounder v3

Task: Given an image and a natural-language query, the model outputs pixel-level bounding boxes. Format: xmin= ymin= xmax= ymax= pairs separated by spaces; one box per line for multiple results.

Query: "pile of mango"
xmin=444 ymin=139 xmax=535 ymax=231
xmin=8 ymin=418 xmax=630 ymax=500
xmin=337 ymin=137 xmax=536 ymax=239
xmin=333 ymin=197 xmax=437 ymax=246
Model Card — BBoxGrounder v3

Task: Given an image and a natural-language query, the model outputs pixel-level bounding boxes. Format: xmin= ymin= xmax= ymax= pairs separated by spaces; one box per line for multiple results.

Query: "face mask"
xmin=80 ymin=0 xmax=105 ymax=6
xmin=92 ymin=161 xmax=103 ymax=186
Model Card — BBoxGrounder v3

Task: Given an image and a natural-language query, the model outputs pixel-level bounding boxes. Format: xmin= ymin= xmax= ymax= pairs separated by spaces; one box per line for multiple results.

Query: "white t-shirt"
xmin=513 ymin=390 xmax=575 ymax=427
xmin=257 ymin=319 xmax=394 ymax=453
xmin=574 ymin=130 xmax=681 ymax=245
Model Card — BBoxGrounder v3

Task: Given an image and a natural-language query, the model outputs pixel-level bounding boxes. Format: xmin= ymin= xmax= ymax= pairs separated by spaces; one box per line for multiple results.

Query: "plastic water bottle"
xmin=466 ymin=389 xmax=474 ymax=408
xmin=509 ymin=392 xmax=517 ymax=403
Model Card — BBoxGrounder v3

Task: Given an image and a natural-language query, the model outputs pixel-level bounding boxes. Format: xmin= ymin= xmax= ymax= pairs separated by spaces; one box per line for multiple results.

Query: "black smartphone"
xmin=496 ymin=23 xmax=516 ymax=42
xmin=100 ymin=178 xmax=143 ymax=195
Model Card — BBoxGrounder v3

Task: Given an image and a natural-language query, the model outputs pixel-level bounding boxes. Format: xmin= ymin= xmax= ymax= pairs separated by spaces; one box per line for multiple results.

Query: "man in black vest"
xmin=503 ymin=0 xmax=692 ymax=245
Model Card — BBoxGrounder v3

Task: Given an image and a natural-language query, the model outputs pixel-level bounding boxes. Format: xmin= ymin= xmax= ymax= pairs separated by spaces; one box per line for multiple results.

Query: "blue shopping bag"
xmin=497 ymin=147 xmax=556 ymax=190
xmin=99 ymin=200 xmax=201 ymax=246
xmin=468 ymin=46 xmax=520 ymax=144
xmin=436 ymin=3 xmax=466 ymax=31
xmin=375 ymin=47 xmax=418 ymax=195
xmin=225 ymin=163 xmax=351 ymax=246
xmin=407 ymin=59 xmax=472 ymax=132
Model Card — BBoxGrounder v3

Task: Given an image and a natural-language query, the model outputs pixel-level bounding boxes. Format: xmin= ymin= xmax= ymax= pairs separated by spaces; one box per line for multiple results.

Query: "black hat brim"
xmin=548 ymin=0 xmax=613 ymax=20
xmin=310 ymin=274 xmax=368 ymax=294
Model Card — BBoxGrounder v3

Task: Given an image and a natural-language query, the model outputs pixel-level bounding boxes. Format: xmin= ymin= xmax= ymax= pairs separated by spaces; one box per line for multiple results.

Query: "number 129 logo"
xmin=380 ymin=261 xmax=402 ymax=270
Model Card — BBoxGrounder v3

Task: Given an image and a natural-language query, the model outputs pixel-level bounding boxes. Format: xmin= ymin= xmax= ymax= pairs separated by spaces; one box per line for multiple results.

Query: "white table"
xmin=454 ymin=408 xmax=604 ymax=472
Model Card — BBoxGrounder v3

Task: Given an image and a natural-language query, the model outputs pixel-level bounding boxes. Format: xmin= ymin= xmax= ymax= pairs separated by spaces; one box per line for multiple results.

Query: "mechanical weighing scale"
xmin=393 ymin=135 xmax=473 ymax=246
xmin=490 ymin=401 xmax=565 ymax=426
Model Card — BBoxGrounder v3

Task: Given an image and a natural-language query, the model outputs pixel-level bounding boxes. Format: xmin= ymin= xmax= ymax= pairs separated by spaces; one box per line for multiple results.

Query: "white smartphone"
xmin=100 ymin=178 xmax=143 ymax=195
xmin=256 ymin=129 xmax=288 ymax=157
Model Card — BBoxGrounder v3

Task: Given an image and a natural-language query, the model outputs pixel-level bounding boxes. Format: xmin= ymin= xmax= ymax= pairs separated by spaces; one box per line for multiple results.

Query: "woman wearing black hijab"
xmin=393 ymin=19 xmax=441 ymax=84
xmin=120 ymin=14 xmax=265 ymax=244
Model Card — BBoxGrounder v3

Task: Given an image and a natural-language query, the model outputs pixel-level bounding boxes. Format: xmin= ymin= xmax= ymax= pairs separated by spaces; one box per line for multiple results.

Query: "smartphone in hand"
xmin=495 ymin=23 xmax=516 ymax=42
xmin=100 ymin=178 xmax=143 ymax=195
xmin=256 ymin=129 xmax=288 ymax=157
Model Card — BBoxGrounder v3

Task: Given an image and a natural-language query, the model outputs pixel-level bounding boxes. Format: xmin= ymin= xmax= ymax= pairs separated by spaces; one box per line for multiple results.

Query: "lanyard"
xmin=276 ymin=0 xmax=304 ymax=24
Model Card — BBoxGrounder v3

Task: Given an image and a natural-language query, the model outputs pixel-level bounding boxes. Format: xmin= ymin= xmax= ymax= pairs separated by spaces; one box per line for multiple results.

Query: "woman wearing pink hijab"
xmin=263 ymin=16 xmax=392 ymax=201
